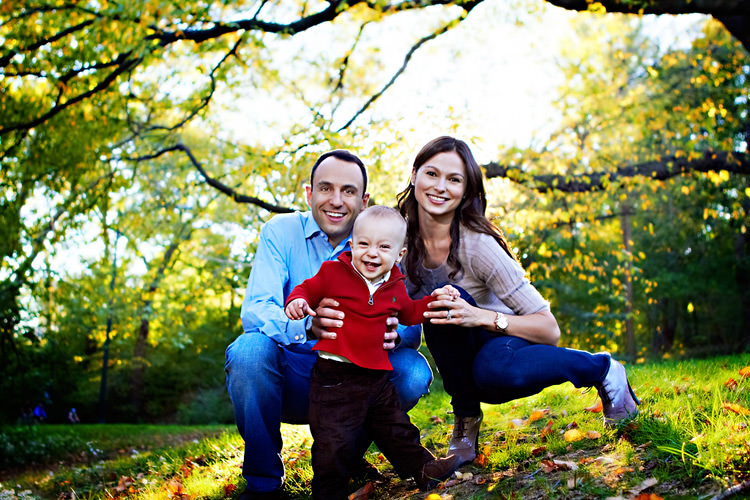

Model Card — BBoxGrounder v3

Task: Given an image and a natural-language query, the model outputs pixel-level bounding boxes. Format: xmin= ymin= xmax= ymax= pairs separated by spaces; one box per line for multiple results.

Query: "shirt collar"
xmin=351 ymin=260 xmax=391 ymax=288
xmin=302 ymin=211 xmax=353 ymax=249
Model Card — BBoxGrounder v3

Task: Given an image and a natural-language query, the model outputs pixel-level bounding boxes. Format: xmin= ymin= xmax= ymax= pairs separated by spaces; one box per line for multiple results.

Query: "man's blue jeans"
xmin=225 ymin=331 xmax=433 ymax=493
xmin=423 ymin=290 xmax=610 ymax=417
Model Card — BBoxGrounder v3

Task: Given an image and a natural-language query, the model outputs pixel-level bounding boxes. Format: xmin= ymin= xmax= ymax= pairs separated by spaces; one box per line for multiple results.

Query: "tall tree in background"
xmin=487 ymin=14 xmax=748 ymax=358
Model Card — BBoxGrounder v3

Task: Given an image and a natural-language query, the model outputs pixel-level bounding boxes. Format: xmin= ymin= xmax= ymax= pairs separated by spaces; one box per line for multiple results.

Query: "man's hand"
xmin=285 ymin=298 xmax=315 ymax=320
xmin=309 ymin=297 xmax=344 ymax=340
xmin=383 ymin=316 xmax=399 ymax=351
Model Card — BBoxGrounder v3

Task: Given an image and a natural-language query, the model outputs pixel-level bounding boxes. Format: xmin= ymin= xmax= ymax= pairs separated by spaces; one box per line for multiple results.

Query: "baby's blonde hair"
xmin=353 ymin=205 xmax=407 ymax=246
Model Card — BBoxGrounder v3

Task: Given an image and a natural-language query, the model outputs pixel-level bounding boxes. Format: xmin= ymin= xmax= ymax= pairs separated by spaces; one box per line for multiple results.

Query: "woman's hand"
xmin=424 ymin=296 xmax=495 ymax=329
xmin=425 ymin=297 xmax=561 ymax=346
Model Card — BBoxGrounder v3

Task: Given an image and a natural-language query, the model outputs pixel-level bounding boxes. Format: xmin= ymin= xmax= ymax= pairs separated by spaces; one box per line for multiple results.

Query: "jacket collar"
xmin=336 ymin=251 xmax=404 ymax=284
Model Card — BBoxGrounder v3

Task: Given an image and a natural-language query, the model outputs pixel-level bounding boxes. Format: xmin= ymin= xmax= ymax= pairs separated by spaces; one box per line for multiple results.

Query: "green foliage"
xmin=496 ymin=15 xmax=750 ymax=358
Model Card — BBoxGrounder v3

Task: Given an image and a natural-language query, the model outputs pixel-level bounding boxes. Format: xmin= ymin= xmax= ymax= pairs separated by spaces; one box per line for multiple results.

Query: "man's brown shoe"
xmin=414 ymin=455 xmax=461 ymax=491
xmin=448 ymin=411 xmax=483 ymax=465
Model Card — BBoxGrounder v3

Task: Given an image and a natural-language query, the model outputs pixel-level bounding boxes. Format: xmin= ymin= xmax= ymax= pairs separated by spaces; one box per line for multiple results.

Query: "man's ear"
xmin=361 ymin=192 xmax=370 ymax=209
xmin=305 ymin=185 xmax=313 ymax=208
xmin=395 ymin=247 xmax=407 ymax=264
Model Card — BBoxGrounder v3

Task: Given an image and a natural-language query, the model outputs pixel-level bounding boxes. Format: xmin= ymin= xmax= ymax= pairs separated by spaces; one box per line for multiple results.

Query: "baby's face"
xmin=351 ymin=218 xmax=406 ymax=281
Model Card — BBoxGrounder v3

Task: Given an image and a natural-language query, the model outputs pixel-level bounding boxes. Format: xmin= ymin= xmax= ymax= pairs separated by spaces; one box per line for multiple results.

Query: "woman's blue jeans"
xmin=423 ymin=290 xmax=609 ymax=417
xmin=224 ymin=332 xmax=433 ymax=493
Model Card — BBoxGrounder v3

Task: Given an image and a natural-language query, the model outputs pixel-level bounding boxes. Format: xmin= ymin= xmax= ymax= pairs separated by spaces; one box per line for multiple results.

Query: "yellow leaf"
xmin=585 ymin=430 xmax=601 ymax=439
xmin=564 ymin=429 xmax=584 ymax=442
xmin=739 ymin=366 xmax=750 ymax=378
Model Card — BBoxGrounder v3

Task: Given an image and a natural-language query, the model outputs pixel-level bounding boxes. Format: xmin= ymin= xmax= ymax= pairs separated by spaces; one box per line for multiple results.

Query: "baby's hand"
xmin=285 ymin=298 xmax=315 ymax=320
xmin=432 ymin=285 xmax=459 ymax=301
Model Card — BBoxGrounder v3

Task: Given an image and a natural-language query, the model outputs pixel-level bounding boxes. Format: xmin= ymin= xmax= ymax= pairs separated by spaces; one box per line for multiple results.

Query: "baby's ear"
xmin=395 ymin=247 xmax=407 ymax=263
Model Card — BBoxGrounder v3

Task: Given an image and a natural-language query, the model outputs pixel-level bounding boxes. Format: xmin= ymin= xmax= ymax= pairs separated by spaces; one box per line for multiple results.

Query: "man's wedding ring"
xmin=446 ymin=309 xmax=452 ymax=320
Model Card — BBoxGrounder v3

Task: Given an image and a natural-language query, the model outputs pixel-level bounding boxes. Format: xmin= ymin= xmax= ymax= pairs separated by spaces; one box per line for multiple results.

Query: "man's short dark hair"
xmin=310 ymin=150 xmax=368 ymax=195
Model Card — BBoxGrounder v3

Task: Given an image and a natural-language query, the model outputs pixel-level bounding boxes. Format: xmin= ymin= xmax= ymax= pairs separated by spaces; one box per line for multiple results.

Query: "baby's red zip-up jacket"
xmin=285 ymin=251 xmax=434 ymax=370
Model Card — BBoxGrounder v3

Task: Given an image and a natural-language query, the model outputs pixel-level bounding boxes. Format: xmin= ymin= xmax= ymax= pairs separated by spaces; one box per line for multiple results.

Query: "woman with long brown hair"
xmin=398 ymin=136 xmax=639 ymax=465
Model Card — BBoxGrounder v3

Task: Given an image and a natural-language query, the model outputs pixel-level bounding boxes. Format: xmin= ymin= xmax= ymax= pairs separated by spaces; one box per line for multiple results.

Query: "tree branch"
xmin=0 ymin=52 xmax=141 ymax=134
xmin=337 ymin=8 xmax=476 ymax=131
xmin=543 ymin=0 xmax=750 ymax=51
xmin=123 ymin=144 xmax=295 ymax=213
xmin=484 ymin=150 xmax=750 ymax=192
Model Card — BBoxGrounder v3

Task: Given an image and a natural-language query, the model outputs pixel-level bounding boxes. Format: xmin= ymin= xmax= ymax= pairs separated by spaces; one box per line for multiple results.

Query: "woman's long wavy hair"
xmin=397 ymin=136 xmax=516 ymax=288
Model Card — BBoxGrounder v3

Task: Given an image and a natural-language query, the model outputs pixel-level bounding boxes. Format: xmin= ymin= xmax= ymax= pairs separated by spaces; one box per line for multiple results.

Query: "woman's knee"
xmin=473 ymin=345 xmax=527 ymax=391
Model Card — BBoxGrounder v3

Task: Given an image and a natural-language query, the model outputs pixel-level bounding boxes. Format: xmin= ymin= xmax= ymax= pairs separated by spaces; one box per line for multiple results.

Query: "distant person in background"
xmin=33 ymin=402 xmax=47 ymax=423
xmin=20 ymin=404 xmax=34 ymax=425
xmin=398 ymin=136 xmax=640 ymax=466
xmin=68 ymin=408 xmax=80 ymax=423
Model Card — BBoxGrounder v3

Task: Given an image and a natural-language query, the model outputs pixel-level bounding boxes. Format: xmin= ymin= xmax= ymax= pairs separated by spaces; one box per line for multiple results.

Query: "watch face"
xmin=496 ymin=313 xmax=508 ymax=330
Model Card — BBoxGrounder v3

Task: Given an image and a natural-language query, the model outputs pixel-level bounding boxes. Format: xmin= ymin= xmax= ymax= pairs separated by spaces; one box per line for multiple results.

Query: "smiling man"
xmin=225 ymin=150 xmax=434 ymax=500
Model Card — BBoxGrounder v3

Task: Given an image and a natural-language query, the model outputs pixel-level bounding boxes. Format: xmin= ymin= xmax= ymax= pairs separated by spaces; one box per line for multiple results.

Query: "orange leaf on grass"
xmin=585 ymin=430 xmax=602 ymax=439
xmin=722 ymin=402 xmax=750 ymax=415
xmin=632 ymin=494 xmax=664 ymax=500
xmin=724 ymin=378 xmax=739 ymax=390
xmin=223 ymin=484 xmax=238 ymax=496
xmin=584 ymin=399 xmax=603 ymax=413
xmin=528 ymin=409 xmax=549 ymax=423
xmin=739 ymin=366 xmax=750 ymax=378
xmin=540 ymin=419 xmax=554 ymax=439
xmin=474 ymin=453 xmax=488 ymax=467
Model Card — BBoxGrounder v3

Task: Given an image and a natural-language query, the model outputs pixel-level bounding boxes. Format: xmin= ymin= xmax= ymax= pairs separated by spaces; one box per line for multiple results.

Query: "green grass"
xmin=1 ymin=354 xmax=748 ymax=499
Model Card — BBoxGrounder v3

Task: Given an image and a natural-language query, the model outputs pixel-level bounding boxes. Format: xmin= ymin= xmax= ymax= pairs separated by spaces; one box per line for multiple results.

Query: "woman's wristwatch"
xmin=494 ymin=311 xmax=508 ymax=333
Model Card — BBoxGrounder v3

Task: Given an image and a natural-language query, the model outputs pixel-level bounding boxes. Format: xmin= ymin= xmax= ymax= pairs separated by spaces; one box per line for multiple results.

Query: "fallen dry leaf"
xmin=629 ymin=477 xmax=659 ymax=496
xmin=722 ymin=402 xmax=750 ymax=416
xmin=632 ymin=494 xmax=664 ymax=500
xmin=584 ymin=399 xmax=603 ymax=413
xmin=528 ymin=409 xmax=549 ymax=423
xmin=348 ymin=481 xmax=375 ymax=500
xmin=540 ymin=419 xmax=555 ymax=439
xmin=585 ymin=430 xmax=602 ymax=439
xmin=531 ymin=446 xmax=547 ymax=456
xmin=430 ymin=415 xmax=444 ymax=424
xmin=739 ymin=366 xmax=750 ymax=378
xmin=564 ymin=428 xmax=584 ymax=442
xmin=724 ymin=378 xmax=739 ymax=390
xmin=474 ymin=453 xmax=488 ymax=467
xmin=540 ymin=459 xmax=578 ymax=473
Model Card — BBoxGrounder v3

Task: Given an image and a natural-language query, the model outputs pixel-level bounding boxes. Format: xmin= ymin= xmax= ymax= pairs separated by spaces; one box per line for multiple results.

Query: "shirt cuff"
xmin=304 ymin=316 xmax=315 ymax=341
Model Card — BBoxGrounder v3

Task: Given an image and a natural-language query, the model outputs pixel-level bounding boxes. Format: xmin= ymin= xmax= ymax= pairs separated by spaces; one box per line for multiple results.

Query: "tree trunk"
xmin=620 ymin=201 xmax=636 ymax=361
xmin=128 ymin=224 xmax=190 ymax=419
